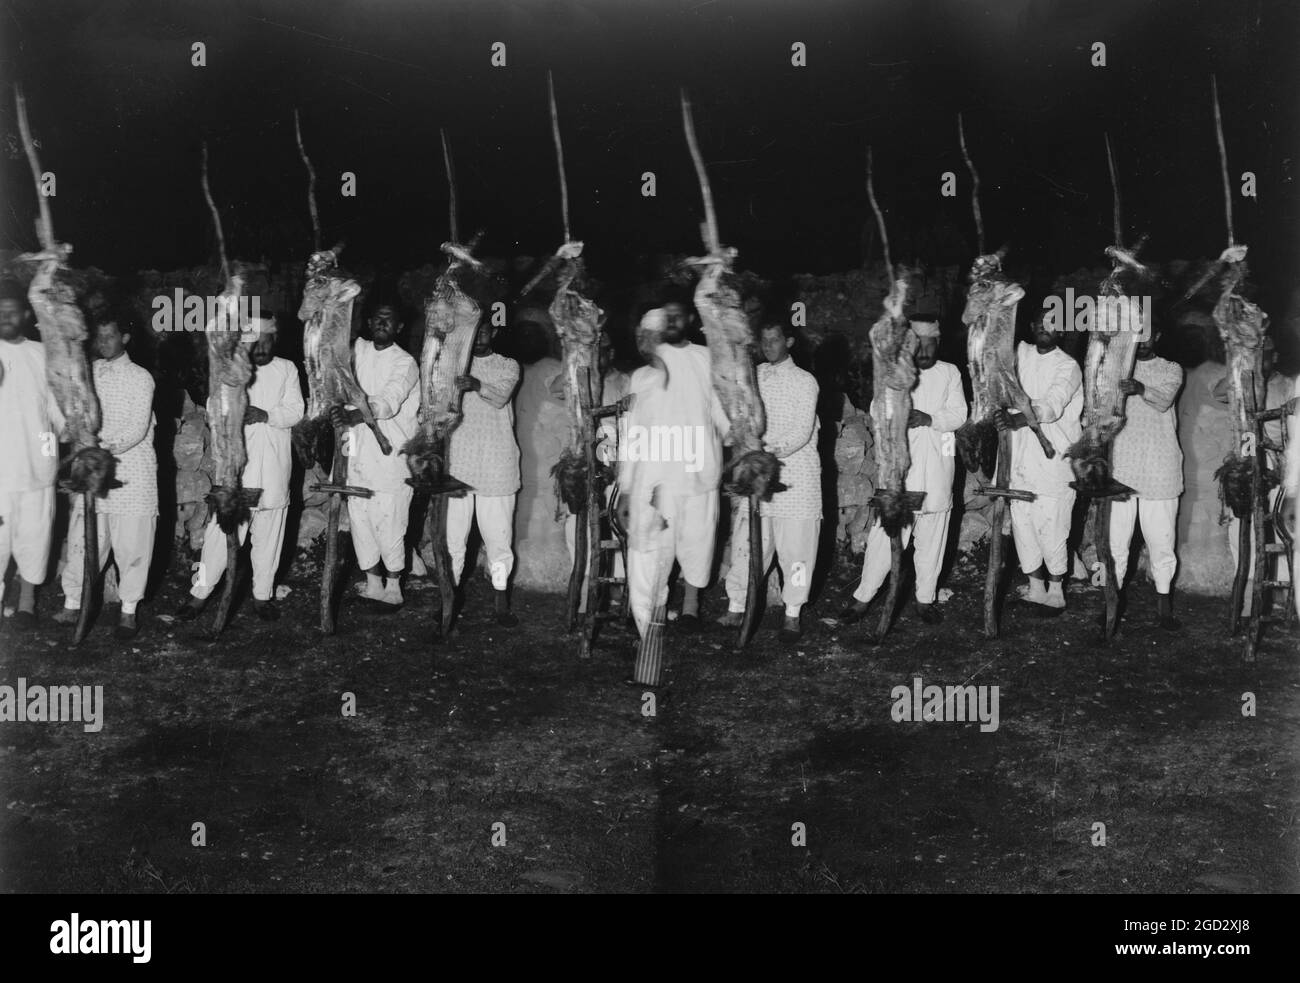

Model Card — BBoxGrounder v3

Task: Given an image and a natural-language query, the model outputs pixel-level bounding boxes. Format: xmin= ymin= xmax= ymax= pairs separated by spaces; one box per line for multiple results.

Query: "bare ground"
xmin=1 ymin=548 xmax=1297 ymax=894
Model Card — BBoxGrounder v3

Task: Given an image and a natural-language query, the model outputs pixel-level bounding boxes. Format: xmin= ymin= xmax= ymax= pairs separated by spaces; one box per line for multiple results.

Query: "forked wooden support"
xmin=314 ymin=425 xmax=375 ymax=634
xmin=980 ymin=430 xmax=1037 ymax=638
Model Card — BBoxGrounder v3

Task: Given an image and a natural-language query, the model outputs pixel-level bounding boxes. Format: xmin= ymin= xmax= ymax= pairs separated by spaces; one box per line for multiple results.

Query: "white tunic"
xmin=872 ymin=359 xmax=967 ymax=514
xmin=1009 ymin=342 xmax=1083 ymax=496
xmin=757 ymin=357 xmax=821 ymax=520
xmin=92 ymin=352 xmax=157 ymax=516
xmin=0 ymin=338 xmax=62 ymax=493
xmin=346 ymin=339 xmax=420 ymax=495
xmin=243 ymin=356 xmax=305 ymax=510
xmin=619 ymin=342 xmax=727 ymax=503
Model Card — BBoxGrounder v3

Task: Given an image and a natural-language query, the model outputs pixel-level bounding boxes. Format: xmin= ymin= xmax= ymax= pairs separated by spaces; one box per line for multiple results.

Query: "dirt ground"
xmin=1 ymin=545 xmax=1297 ymax=894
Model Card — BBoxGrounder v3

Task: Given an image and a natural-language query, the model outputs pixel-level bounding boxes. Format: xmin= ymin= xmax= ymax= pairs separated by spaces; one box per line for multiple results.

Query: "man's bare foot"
xmin=716 ymin=611 xmax=743 ymax=628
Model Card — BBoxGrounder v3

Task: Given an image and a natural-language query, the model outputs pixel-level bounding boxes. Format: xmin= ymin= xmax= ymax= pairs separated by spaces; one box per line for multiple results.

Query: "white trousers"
xmin=853 ymin=509 xmax=951 ymax=605
xmin=1010 ymin=491 xmax=1075 ymax=577
xmin=0 ymin=487 xmax=55 ymax=587
xmin=626 ymin=490 xmax=718 ymax=637
xmin=63 ymin=510 xmax=157 ymax=613
xmin=348 ymin=486 xmax=413 ymax=575
xmin=190 ymin=507 xmax=288 ymax=602
xmin=447 ymin=493 xmax=516 ymax=589
xmin=724 ymin=511 xmax=820 ymax=617
xmin=1109 ymin=496 xmax=1178 ymax=592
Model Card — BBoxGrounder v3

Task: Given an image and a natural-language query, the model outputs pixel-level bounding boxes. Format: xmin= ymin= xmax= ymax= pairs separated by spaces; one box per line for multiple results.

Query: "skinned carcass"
xmin=293 ymin=246 xmax=391 ymax=464
xmin=955 ymin=251 xmax=1055 ymax=475
xmin=1212 ymin=245 xmax=1271 ymax=517
xmin=868 ymin=273 xmax=927 ymax=536
xmin=402 ymin=239 xmax=483 ymax=496
xmin=543 ymin=241 xmax=603 ymax=515
xmin=204 ymin=274 xmax=262 ymax=532
xmin=1066 ymin=244 xmax=1152 ymax=497
xmin=693 ymin=249 xmax=782 ymax=499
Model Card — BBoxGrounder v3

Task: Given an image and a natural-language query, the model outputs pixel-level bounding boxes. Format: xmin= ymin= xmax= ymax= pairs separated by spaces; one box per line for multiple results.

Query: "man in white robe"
xmin=179 ymin=316 xmax=304 ymax=622
xmin=336 ymin=303 xmax=420 ymax=608
xmin=839 ymin=318 xmax=967 ymax=626
xmin=616 ymin=306 xmax=729 ymax=686
xmin=1110 ymin=329 xmax=1185 ymax=630
xmin=721 ymin=322 xmax=821 ymax=642
xmin=0 ymin=284 xmax=63 ymax=631
xmin=995 ymin=317 xmax=1083 ymax=611
xmin=57 ymin=316 xmax=157 ymax=639
xmin=446 ymin=318 xmax=522 ymax=626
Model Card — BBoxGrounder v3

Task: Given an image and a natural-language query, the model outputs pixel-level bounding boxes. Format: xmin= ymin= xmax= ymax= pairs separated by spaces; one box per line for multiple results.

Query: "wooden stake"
xmin=1211 ymin=75 xmax=1235 ymax=247
xmin=1104 ymin=132 xmax=1122 ymax=245
xmin=957 ymin=113 xmax=985 ymax=255
xmin=294 ymin=110 xmax=321 ymax=252
xmin=681 ymin=89 xmax=721 ymax=255
xmin=548 ymin=72 xmax=572 ymax=243
xmin=440 ymin=128 xmax=459 ymax=244
xmin=14 ymin=84 xmax=55 ymax=251
xmin=866 ymin=146 xmax=892 ymax=275
xmin=200 ymin=142 xmax=230 ymax=284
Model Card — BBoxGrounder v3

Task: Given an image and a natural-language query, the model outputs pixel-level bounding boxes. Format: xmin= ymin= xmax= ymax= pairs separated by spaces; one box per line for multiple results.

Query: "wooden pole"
xmin=440 ymin=128 xmax=458 ymax=244
xmin=1211 ymin=75 xmax=1235 ymax=247
xmin=737 ymin=494 xmax=763 ymax=648
xmin=320 ymin=432 xmax=346 ymax=634
xmin=14 ymin=85 xmax=55 ymax=251
xmin=957 ymin=113 xmax=985 ymax=256
xmin=1104 ymin=132 xmax=1122 ymax=245
xmin=983 ymin=431 xmax=1012 ymax=637
xmin=200 ymin=143 xmax=230 ymax=285
xmin=876 ymin=531 xmax=903 ymax=643
xmin=681 ymin=89 xmax=720 ymax=255
xmin=866 ymin=145 xmax=892 ymax=275
xmin=548 ymin=72 xmax=571 ymax=244
xmin=294 ymin=110 xmax=322 ymax=252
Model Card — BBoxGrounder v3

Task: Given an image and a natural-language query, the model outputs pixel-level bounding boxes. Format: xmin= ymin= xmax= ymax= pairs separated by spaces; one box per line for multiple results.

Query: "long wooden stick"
xmin=1211 ymin=75 xmax=1235 ymax=247
xmin=294 ymin=109 xmax=321 ymax=252
xmin=440 ymin=128 xmax=459 ymax=243
xmin=957 ymin=113 xmax=985 ymax=255
xmin=866 ymin=146 xmax=892 ymax=275
xmin=200 ymin=142 xmax=230 ymax=283
xmin=681 ymin=89 xmax=720 ymax=255
xmin=547 ymin=71 xmax=571 ymax=243
xmin=1104 ymin=132 xmax=1122 ymax=245
xmin=15 ymin=85 xmax=55 ymax=251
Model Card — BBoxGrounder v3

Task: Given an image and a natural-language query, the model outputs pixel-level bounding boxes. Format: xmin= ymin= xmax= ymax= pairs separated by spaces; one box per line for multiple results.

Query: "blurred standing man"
xmin=1109 ymin=328 xmax=1185 ymax=630
xmin=56 ymin=316 xmax=157 ymax=639
xmin=839 ymin=318 xmax=967 ymax=626
xmin=721 ymin=322 xmax=821 ymax=642
xmin=333 ymin=303 xmax=419 ymax=608
xmin=179 ymin=316 xmax=304 ymax=622
xmin=617 ymin=306 xmax=729 ymax=687
xmin=0 ymin=283 xmax=62 ymax=630
xmin=447 ymin=318 xmax=522 ymax=626
xmin=996 ymin=316 xmax=1083 ymax=611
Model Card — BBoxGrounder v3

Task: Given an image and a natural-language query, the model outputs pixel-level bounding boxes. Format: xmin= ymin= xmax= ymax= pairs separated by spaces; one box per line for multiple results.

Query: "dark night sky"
xmin=1 ymin=0 xmax=1296 ymax=315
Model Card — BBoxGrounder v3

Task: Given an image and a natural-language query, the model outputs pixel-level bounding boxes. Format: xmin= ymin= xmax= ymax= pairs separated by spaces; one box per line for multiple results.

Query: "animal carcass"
xmin=1067 ymin=244 xmax=1152 ymax=497
xmin=693 ymin=249 xmax=781 ymax=499
xmin=1211 ymin=245 xmax=1271 ymax=516
xmin=955 ymin=251 xmax=1055 ymax=475
xmin=547 ymin=241 xmax=603 ymax=513
xmin=403 ymin=241 xmax=484 ymax=496
xmin=204 ymin=275 xmax=262 ymax=531
xmin=869 ymin=274 xmax=926 ymax=536
xmin=28 ymin=249 xmax=117 ymax=494
xmin=294 ymin=246 xmax=390 ymax=465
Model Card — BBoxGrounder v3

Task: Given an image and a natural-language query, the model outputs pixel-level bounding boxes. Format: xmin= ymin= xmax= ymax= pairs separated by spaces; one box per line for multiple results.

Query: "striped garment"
xmin=92 ymin=353 xmax=158 ymax=516
xmin=757 ymin=357 xmax=822 ymax=520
